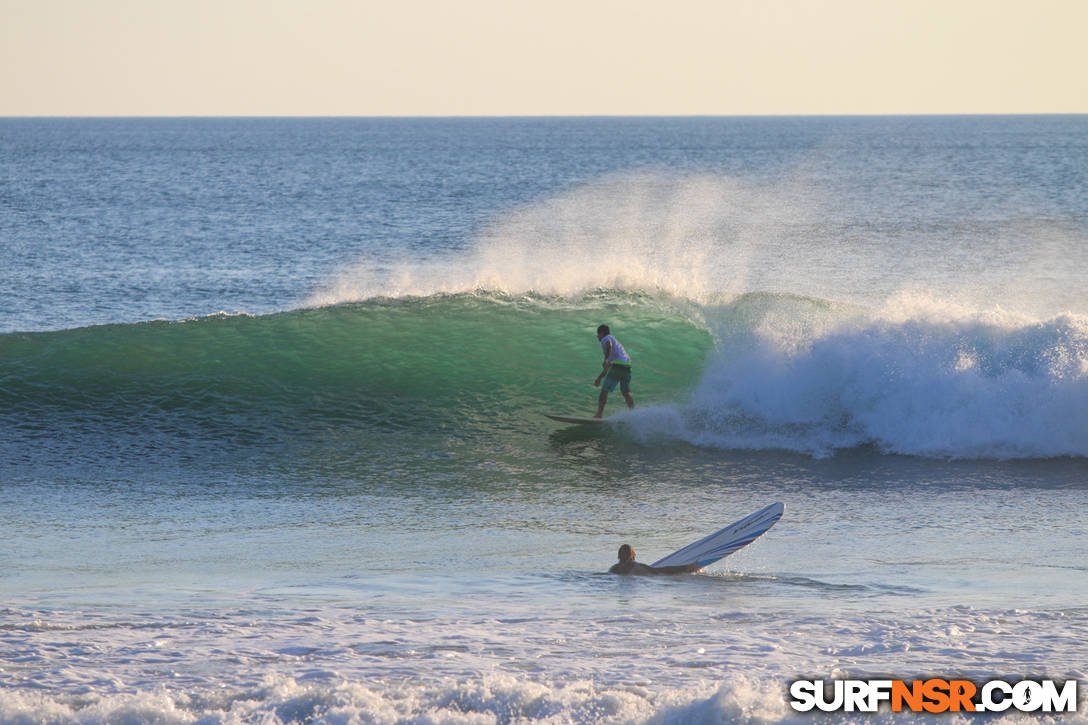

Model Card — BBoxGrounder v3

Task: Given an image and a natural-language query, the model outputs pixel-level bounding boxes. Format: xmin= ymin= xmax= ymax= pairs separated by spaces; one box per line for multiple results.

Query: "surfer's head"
xmin=597 ymin=324 xmax=610 ymax=340
xmin=617 ymin=544 xmax=635 ymax=562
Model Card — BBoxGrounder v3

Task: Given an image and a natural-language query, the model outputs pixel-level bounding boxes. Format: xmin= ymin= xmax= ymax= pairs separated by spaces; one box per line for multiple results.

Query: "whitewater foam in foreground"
xmin=3 ymin=601 xmax=1087 ymax=724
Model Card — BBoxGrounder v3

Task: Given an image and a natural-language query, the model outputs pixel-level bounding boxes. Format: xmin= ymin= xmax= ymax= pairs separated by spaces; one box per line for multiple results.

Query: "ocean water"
xmin=2 ymin=116 xmax=1087 ymax=724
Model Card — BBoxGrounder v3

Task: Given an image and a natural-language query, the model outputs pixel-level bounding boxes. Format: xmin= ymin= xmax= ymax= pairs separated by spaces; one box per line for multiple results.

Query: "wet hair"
xmin=597 ymin=324 xmax=610 ymax=336
xmin=617 ymin=544 xmax=635 ymax=562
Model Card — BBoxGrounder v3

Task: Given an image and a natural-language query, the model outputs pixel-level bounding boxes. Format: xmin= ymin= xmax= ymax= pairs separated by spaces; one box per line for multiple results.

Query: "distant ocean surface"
xmin=2 ymin=116 xmax=1087 ymax=724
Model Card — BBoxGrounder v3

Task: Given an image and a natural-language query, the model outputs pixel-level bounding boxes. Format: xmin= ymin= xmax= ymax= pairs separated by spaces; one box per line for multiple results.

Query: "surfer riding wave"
xmin=594 ymin=324 xmax=634 ymax=418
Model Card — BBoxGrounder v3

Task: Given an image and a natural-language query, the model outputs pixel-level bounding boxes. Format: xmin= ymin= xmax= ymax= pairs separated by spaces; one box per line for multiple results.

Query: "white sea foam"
xmin=3 ymin=604 xmax=1086 ymax=724
xmin=0 ymin=676 xmax=771 ymax=725
xmin=2 ymin=672 xmax=1085 ymax=724
xmin=635 ymin=292 xmax=1088 ymax=459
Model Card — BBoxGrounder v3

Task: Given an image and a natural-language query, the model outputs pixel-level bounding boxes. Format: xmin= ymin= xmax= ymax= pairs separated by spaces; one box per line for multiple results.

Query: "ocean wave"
xmin=3 ymin=290 xmax=1086 ymax=461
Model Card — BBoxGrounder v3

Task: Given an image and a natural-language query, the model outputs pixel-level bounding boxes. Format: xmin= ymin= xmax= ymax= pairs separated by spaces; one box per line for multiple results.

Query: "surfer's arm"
xmin=648 ymin=563 xmax=701 ymax=575
xmin=595 ymin=341 xmax=613 ymax=386
xmin=595 ymin=362 xmax=610 ymax=387
xmin=610 ymin=561 xmax=700 ymax=576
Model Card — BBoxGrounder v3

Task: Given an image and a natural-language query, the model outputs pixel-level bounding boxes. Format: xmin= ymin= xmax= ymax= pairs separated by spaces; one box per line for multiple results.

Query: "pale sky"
xmin=2 ymin=0 xmax=1086 ymax=116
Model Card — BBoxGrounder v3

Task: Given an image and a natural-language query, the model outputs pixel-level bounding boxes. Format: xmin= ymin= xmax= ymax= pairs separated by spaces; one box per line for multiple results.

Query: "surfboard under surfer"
xmin=609 ymin=544 xmax=701 ymax=576
xmin=594 ymin=324 xmax=635 ymax=418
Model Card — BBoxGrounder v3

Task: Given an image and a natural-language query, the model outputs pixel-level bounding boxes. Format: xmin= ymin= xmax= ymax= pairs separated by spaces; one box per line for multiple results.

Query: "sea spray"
xmin=306 ymin=172 xmax=819 ymax=305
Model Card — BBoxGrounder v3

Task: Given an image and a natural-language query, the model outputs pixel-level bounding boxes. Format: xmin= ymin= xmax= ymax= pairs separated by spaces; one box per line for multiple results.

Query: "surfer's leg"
xmin=596 ymin=389 xmax=608 ymax=418
xmin=622 ymin=391 xmax=634 ymax=409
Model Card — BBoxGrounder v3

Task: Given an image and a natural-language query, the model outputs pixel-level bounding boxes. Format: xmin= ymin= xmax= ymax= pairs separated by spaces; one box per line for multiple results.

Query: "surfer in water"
xmin=594 ymin=324 xmax=634 ymax=418
xmin=609 ymin=544 xmax=701 ymax=575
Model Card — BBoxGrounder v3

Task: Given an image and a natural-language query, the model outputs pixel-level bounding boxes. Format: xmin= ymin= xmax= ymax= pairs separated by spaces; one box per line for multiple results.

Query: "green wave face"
xmin=7 ymin=290 xmax=1088 ymax=465
xmin=0 ymin=293 xmax=714 ymax=443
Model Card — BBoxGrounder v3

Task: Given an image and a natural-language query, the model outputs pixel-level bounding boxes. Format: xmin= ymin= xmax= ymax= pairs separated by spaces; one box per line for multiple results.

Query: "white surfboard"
xmin=544 ymin=414 xmax=608 ymax=425
xmin=652 ymin=502 xmax=784 ymax=570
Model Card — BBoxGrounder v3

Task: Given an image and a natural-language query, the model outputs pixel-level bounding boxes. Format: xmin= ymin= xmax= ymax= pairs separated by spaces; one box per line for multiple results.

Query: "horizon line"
xmin=3 ymin=112 xmax=1086 ymax=120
